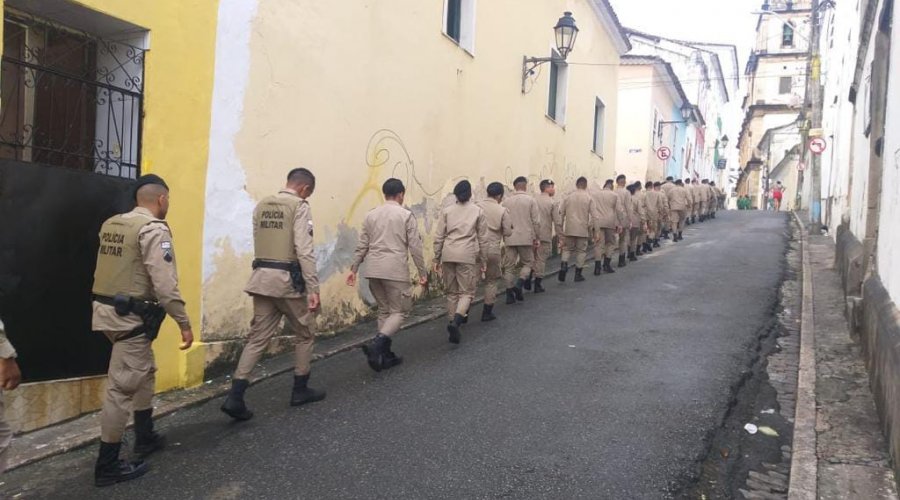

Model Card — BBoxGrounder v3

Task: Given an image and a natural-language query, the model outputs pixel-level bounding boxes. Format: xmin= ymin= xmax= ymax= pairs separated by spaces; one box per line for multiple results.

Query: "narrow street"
xmin=1 ymin=211 xmax=790 ymax=499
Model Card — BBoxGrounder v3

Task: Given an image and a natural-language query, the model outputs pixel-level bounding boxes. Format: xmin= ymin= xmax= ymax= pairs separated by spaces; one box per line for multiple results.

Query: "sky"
xmin=609 ymin=0 xmax=762 ymax=76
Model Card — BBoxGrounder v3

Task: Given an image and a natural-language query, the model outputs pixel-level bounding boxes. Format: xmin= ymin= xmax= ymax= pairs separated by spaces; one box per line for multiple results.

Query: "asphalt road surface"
xmin=1 ymin=211 xmax=789 ymax=499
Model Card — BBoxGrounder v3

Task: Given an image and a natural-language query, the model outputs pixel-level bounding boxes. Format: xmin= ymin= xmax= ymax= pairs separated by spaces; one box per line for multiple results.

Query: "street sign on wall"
xmin=808 ymin=137 xmax=827 ymax=155
xmin=716 ymin=158 xmax=727 ymax=169
xmin=656 ymin=147 xmax=672 ymax=161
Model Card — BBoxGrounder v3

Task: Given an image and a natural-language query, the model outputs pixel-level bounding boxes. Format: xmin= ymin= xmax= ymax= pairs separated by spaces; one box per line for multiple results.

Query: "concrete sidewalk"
xmin=789 ymin=214 xmax=898 ymax=499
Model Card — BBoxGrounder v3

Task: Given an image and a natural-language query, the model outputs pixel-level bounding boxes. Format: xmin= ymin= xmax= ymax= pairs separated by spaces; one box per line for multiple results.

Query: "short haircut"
xmin=382 ymin=178 xmax=405 ymax=197
xmin=644 ymin=181 xmax=653 ymax=188
xmin=684 ymin=178 xmax=692 ymax=183
xmin=539 ymin=179 xmax=555 ymax=192
xmin=487 ymin=182 xmax=504 ymax=198
xmin=288 ymin=168 xmax=316 ymax=188
xmin=616 ymin=174 xmax=626 ymax=182
xmin=710 ymin=182 xmax=716 ymax=186
xmin=653 ymin=182 xmax=662 ymax=187
xmin=603 ymin=179 xmax=614 ymax=188
xmin=513 ymin=176 xmax=528 ymax=187
xmin=576 ymin=177 xmax=588 ymax=188
xmin=666 ymin=176 xmax=674 ymax=181
xmin=136 ymin=183 xmax=168 ymax=205
xmin=675 ymin=179 xmax=684 ymax=186
xmin=454 ymin=180 xmax=472 ymax=202
xmin=626 ymin=184 xmax=636 ymax=194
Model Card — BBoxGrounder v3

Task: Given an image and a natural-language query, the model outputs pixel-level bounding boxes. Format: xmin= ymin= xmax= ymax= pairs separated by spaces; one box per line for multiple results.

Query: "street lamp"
xmin=660 ymin=104 xmax=695 ymax=125
xmin=521 ymin=12 xmax=579 ymax=93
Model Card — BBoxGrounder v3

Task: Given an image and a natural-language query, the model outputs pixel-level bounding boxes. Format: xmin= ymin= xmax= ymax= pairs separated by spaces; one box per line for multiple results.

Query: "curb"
xmin=787 ymin=211 xmax=818 ymax=500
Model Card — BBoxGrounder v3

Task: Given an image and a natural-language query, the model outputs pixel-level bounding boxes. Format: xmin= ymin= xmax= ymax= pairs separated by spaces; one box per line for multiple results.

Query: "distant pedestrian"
xmin=433 ymin=180 xmax=488 ymax=343
xmin=501 ymin=177 xmax=541 ymax=303
xmin=772 ymin=181 xmax=784 ymax=211
xmin=346 ymin=178 xmax=428 ymax=372
xmin=476 ymin=182 xmax=513 ymax=321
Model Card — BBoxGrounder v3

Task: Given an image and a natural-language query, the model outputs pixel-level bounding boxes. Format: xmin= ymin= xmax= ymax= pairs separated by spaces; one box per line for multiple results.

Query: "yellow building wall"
xmin=64 ymin=0 xmax=219 ymax=390
xmin=202 ymin=0 xmax=626 ymax=352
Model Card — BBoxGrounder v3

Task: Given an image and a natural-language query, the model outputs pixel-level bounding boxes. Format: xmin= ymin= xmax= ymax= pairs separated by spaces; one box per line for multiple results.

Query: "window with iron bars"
xmin=0 ymin=11 xmax=145 ymax=179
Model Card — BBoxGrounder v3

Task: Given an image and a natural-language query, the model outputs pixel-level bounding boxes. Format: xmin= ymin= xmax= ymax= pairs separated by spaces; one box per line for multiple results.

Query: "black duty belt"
xmin=93 ymin=294 xmax=165 ymax=342
xmin=252 ymin=259 xmax=294 ymax=271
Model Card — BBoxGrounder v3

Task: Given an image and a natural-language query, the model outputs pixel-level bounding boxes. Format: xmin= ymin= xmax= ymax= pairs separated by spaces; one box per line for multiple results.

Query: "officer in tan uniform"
xmin=346 ymin=179 xmax=427 ymax=372
xmin=629 ymin=182 xmax=649 ymax=259
xmin=614 ymin=174 xmax=633 ymax=268
xmin=0 ymin=317 xmax=21 ymax=474
xmin=659 ymin=177 xmax=676 ymax=239
xmin=91 ymin=174 xmax=193 ymax=487
xmin=667 ymin=179 xmax=691 ymax=241
xmin=434 ymin=180 xmax=488 ymax=343
xmin=590 ymin=179 xmax=625 ymax=275
xmin=558 ymin=177 xmax=596 ymax=282
xmin=643 ymin=181 xmax=662 ymax=251
xmin=698 ymin=179 xmax=710 ymax=222
xmin=530 ymin=179 xmax=560 ymax=293
xmin=476 ymin=182 xmax=512 ymax=321
xmin=501 ymin=176 xmax=541 ymax=304
xmin=221 ymin=168 xmax=324 ymax=422
xmin=687 ymin=178 xmax=699 ymax=225
xmin=703 ymin=180 xmax=716 ymax=219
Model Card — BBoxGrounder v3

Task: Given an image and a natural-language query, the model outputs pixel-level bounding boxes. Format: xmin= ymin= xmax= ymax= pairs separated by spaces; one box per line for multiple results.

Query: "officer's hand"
xmin=346 ymin=272 xmax=357 ymax=287
xmin=0 ymin=357 xmax=21 ymax=390
xmin=308 ymin=293 xmax=321 ymax=312
xmin=418 ymin=275 xmax=428 ymax=287
xmin=433 ymin=262 xmax=442 ymax=276
xmin=179 ymin=328 xmax=194 ymax=350
xmin=533 ymin=240 xmax=541 ymax=249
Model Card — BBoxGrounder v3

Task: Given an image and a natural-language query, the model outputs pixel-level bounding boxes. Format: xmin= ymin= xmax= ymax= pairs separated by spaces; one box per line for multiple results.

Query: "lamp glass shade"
xmin=720 ymin=135 xmax=730 ymax=149
xmin=680 ymin=105 xmax=693 ymax=122
xmin=554 ymin=12 xmax=579 ymax=59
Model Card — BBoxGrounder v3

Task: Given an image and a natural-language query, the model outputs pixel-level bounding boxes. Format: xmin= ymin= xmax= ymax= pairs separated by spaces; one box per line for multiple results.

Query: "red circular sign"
xmin=809 ymin=138 xmax=827 ymax=155
xmin=657 ymin=147 xmax=672 ymax=161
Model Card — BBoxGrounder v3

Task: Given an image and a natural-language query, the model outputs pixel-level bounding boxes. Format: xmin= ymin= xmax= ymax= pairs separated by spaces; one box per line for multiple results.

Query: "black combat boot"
xmin=593 ymin=261 xmax=603 ymax=276
xmin=290 ymin=373 xmax=326 ymax=407
xmin=381 ymin=336 xmax=403 ymax=369
xmin=635 ymin=246 xmax=643 ymax=257
xmin=447 ymin=313 xmax=465 ymax=344
xmin=644 ymin=242 xmax=653 ymax=253
xmin=653 ymin=239 xmax=661 ymax=248
xmin=133 ymin=408 xmax=165 ymax=457
xmin=628 ymin=251 xmax=638 ymax=262
xmin=603 ymin=257 xmax=616 ymax=273
xmin=678 ymin=232 xmax=684 ymax=241
xmin=523 ymin=271 xmax=533 ymax=291
xmin=95 ymin=441 xmax=148 ymax=487
xmin=220 ymin=378 xmax=254 ymax=421
xmin=361 ymin=334 xmax=389 ymax=372
xmin=481 ymin=303 xmax=497 ymax=322
xmin=533 ymin=277 xmax=545 ymax=293
xmin=514 ymin=278 xmax=525 ymax=301
xmin=574 ymin=268 xmax=585 ymax=282
xmin=558 ymin=262 xmax=569 ymax=282
xmin=691 ymin=216 xmax=697 ymax=224
xmin=618 ymin=254 xmax=627 ymax=268
xmin=505 ymin=288 xmax=516 ymax=304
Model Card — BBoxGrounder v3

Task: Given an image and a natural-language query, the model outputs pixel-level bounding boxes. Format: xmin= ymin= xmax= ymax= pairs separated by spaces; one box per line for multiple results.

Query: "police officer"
xmin=0 ymin=317 xmax=20 ymax=474
xmin=530 ymin=179 xmax=560 ymax=293
xmin=346 ymin=179 xmax=427 ymax=372
xmin=644 ymin=181 xmax=662 ymax=251
xmin=629 ymin=182 xmax=649 ymax=258
xmin=221 ymin=168 xmax=324 ymax=422
xmin=698 ymin=179 xmax=710 ymax=222
xmin=614 ymin=174 xmax=633 ymax=268
xmin=91 ymin=174 xmax=194 ymax=487
xmin=476 ymin=182 xmax=512 ymax=321
xmin=501 ymin=176 xmax=541 ymax=303
xmin=668 ymin=179 xmax=691 ymax=241
xmin=591 ymin=179 xmax=626 ymax=275
xmin=687 ymin=178 xmax=699 ymax=225
xmin=434 ymin=180 xmax=488 ymax=343
xmin=558 ymin=177 xmax=596 ymax=282
xmin=659 ymin=177 xmax=676 ymax=239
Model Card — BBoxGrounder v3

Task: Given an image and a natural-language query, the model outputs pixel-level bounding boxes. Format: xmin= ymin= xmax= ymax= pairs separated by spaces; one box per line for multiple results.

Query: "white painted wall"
xmin=877 ymin=3 xmax=900 ymax=305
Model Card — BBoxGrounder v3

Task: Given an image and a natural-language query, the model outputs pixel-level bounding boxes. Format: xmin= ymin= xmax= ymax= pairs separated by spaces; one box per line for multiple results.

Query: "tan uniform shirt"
xmin=668 ymin=185 xmax=691 ymax=211
xmin=615 ymin=186 xmax=633 ymax=229
xmin=706 ymin=185 xmax=716 ymax=203
xmin=689 ymin=184 xmax=699 ymax=206
xmin=476 ymin=199 xmax=513 ymax=253
xmin=351 ymin=200 xmax=426 ymax=282
xmin=534 ymin=193 xmax=560 ymax=242
xmin=92 ymin=207 xmax=191 ymax=331
xmin=502 ymin=191 xmax=541 ymax=246
xmin=0 ymin=319 xmax=15 ymax=359
xmin=592 ymin=188 xmax=626 ymax=229
xmin=559 ymin=190 xmax=596 ymax=237
xmin=434 ymin=201 xmax=488 ymax=265
xmin=698 ymin=184 xmax=710 ymax=204
xmin=632 ymin=191 xmax=648 ymax=226
xmin=245 ymin=191 xmax=320 ymax=297
xmin=645 ymin=190 xmax=662 ymax=220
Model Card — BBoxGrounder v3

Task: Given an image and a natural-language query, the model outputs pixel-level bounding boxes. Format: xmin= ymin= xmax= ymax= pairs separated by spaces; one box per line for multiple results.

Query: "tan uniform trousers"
xmin=593 ymin=228 xmax=618 ymax=260
xmin=671 ymin=210 xmax=686 ymax=233
xmin=234 ymin=295 xmax=315 ymax=380
xmin=502 ymin=245 xmax=534 ymax=288
xmin=532 ymin=241 xmax=552 ymax=276
xmin=647 ymin=220 xmax=659 ymax=240
xmin=618 ymin=228 xmax=630 ymax=255
xmin=482 ymin=252 xmax=502 ymax=305
xmin=443 ymin=262 xmax=478 ymax=318
xmin=368 ymin=278 xmax=413 ymax=337
xmin=0 ymin=397 xmax=10 ymax=473
xmin=629 ymin=228 xmax=642 ymax=251
xmin=101 ymin=331 xmax=155 ymax=443
xmin=562 ymin=236 xmax=589 ymax=268
xmin=700 ymin=201 xmax=708 ymax=217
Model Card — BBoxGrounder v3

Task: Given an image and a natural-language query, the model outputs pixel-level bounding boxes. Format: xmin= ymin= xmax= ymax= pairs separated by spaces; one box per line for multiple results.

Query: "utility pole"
xmin=807 ymin=0 xmax=823 ymax=234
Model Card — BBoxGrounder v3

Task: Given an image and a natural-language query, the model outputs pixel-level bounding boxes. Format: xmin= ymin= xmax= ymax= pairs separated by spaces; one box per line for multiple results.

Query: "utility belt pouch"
xmin=131 ymin=300 xmax=167 ymax=342
xmin=289 ymin=263 xmax=306 ymax=295
xmin=113 ymin=294 xmax=133 ymax=317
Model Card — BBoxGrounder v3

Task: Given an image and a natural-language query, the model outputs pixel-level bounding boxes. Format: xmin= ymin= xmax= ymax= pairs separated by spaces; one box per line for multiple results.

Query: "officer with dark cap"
xmin=91 ymin=173 xmax=194 ymax=487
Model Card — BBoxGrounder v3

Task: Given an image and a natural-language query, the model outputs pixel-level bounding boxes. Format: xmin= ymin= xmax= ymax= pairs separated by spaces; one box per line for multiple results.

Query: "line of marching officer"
xmin=86 ymin=169 xmax=723 ymax=487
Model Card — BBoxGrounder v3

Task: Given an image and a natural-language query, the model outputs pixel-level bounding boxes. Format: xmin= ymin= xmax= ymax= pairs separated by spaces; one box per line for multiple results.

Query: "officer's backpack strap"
xmin=252 ymin=259 xmax=306 ymax=294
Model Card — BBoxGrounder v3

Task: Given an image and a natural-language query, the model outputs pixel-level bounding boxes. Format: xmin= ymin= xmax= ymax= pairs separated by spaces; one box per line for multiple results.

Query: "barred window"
xmin=0 ymin=11 xmax=146 ymax=179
